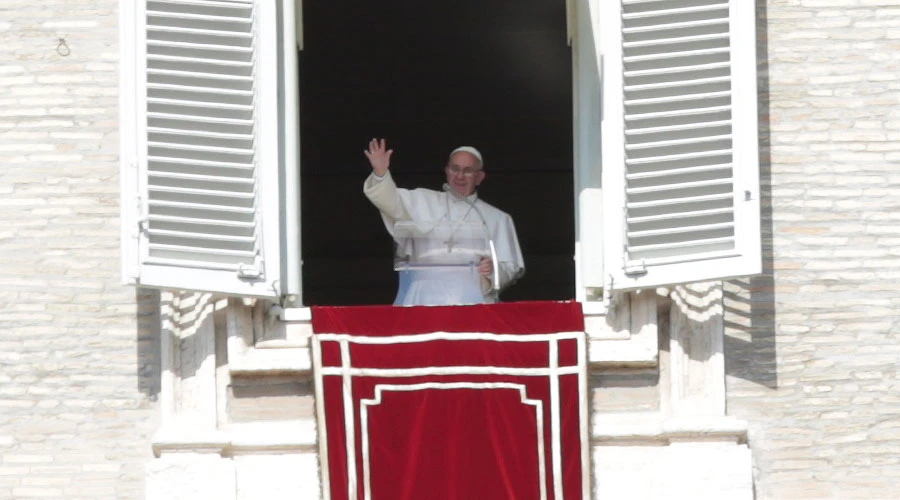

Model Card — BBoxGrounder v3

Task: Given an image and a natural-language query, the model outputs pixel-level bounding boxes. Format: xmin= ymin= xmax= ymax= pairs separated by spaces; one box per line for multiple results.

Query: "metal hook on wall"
xmin=56 ymin=37 xmax=70 ymax=57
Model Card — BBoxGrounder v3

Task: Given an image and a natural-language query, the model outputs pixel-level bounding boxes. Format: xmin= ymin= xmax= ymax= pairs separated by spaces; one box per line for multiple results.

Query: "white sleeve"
xmin=363 ymin=170 xmax=411 ymax=222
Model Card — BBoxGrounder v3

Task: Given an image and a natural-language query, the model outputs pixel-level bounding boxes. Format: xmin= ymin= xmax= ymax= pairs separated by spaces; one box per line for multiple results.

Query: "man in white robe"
xmin=363 ymin=138 xmax=525 ymax=306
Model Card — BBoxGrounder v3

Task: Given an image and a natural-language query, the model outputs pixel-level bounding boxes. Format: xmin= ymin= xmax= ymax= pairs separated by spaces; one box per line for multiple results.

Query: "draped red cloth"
xmin=311 ymin=301 xmax=589 ymax=500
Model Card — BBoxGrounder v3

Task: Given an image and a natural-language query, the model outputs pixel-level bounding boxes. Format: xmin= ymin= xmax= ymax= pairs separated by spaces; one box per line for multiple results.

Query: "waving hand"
xmin=364 ymin=138 xmax=393 ymax=177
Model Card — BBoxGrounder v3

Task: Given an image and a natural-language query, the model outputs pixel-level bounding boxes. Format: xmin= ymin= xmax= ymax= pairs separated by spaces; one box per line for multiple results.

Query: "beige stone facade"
xmin=725 ymin=2 xmax=900 ymax=498
xmin=1 ymin=1 xmax=899 ymax=499
xmin=0 ymin=1 xmax=158 ymax=498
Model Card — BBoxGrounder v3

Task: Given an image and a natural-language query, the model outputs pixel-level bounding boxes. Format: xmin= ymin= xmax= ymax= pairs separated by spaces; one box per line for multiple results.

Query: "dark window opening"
xmin=300 ymin=0 xmax=574 ymax=305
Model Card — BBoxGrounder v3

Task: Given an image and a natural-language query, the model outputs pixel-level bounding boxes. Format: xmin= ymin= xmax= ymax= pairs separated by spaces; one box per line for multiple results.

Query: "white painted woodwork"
xmin=599 ymin=0 xmax=762 ymax=291
xmin=121 ymin=0 xmax=286 ymax=298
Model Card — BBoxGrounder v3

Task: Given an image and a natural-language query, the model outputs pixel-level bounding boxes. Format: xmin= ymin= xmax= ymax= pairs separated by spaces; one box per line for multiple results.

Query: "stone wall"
xmin=0 ymin=1 xmax=159 ymax=498
xmin=724 ymin=2 xmax=900 ymax=499
xmin=3 ymin=0 xmax=900 ymax=499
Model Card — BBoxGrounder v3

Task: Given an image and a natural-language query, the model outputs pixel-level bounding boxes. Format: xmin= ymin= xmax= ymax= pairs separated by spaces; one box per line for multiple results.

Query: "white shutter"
xmin=600 ymin=0 xmax=761 ymax=291
xmin=121 ymin=0 xmax=291 ymax=298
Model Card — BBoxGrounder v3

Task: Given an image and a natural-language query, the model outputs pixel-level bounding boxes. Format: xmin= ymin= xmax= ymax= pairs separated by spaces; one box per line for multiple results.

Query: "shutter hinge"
xmin=136 ymin=196 xmax=148 ymax=235
xmin=237 ymin=264 xmax=263 ymax=280
xmin=623 ymin=259 xmax=647 ymax=277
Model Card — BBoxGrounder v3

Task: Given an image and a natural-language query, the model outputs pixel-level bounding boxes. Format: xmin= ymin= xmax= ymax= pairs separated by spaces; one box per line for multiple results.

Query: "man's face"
xmin=445 ymin=151 xmax=485 ymax=197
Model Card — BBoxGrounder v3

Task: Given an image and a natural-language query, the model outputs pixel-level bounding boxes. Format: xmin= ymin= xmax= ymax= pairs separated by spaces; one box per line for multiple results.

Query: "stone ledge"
xmin=229 ymin=346 xmax=312 ymax=375
xmin=152 ymin=420 xmax=318 ymax=457
xmin=152 ymin=427 xmax=230 ymax=457
xmin=152 ymin=415 xmax=746 ymax=457
xmin=229 ymin=421 xmax=318 ymax=453
xmin=592 ymin=415 xmax=748 ymax=445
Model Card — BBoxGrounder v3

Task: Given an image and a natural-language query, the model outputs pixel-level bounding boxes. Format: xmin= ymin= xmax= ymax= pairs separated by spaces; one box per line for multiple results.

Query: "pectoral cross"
xmin=443 ymin=235 xmax=456 ymax=252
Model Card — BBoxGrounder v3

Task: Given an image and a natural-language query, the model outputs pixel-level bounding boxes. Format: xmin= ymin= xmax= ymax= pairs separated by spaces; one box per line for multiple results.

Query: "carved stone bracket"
xmin=663 ymin=282 xmax=726 ymax=417
xmin=587 ymin=290 xmax=659 ymax=368
xmin=226 ymin=300 xmax=313 ymax=375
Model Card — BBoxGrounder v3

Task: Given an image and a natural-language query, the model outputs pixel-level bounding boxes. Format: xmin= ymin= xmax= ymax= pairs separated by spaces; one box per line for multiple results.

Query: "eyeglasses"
xmin=447 ymin=165 xmax=481 ymax=177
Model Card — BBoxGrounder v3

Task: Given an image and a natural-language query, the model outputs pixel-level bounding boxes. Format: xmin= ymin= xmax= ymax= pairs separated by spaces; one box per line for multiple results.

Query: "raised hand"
xmin=364 ymin=138 xmax=393 ymax=177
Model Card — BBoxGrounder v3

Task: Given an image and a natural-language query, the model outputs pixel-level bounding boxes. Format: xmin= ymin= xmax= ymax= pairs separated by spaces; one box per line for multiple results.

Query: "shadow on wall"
xmin=723 ymin=0 xmax=776 ymax=390
xmin=136 ymin=288 xmax=162 ymax=399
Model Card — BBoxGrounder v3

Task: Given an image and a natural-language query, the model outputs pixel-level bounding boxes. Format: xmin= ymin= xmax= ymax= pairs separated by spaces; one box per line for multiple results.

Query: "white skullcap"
xmin=449 ymin=146 xmax=484 ymax=168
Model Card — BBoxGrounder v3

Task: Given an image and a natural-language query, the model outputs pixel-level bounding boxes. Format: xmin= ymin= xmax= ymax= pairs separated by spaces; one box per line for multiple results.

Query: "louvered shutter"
xmin=121 ymin=0 xmax=287 ymax=298
xmin=599 ymin=0 xmax=761 ymax=291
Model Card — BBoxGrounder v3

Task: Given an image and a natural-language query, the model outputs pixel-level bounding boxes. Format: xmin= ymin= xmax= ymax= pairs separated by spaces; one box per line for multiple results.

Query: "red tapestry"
xmin=311 ymin=301 xmax=589 ymax=500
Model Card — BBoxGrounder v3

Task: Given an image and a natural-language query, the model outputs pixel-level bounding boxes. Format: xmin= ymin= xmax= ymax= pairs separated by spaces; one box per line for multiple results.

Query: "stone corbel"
xmin=153 ymin=291 xmax=224 ymax=455
xmin=226 ymin=299 xmax=313 ymax=375
xmin=586 ymin=290 xmax=659 ymax=368
xmin=662 ymin=282 xmax=727 ymax=418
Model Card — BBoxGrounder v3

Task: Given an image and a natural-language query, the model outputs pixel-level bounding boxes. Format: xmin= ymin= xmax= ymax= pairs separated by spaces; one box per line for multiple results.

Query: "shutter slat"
xmin=628 ymin=236 xmax=734 ymax=254
xmin=627 ymin=221 xmax=734 ymax=239
xmin=148 ymin=54 xmax=253 ymax=68
xmin=625 ymin=61 xmax=730 ymax=78
xmin=147 ymin=243 xmax=256 ymax=258
xmin=150 ymin=0 xmax=252 ymax=9
xmin=624 ymin=75 xmax=731 ymax=92
xmin=147 ymin=39 xmax=252 ymax=53
xmin=149 ymin=214 xmax=256 ymax=229
xmin=626 ymin=162 xmax=732 ymax=180
xmin=626 ymin=104 xmax=732 ymax=121
xmin=147 ymin=97 xmax=253 ymax=110
xmin=623 ymin=18 xmax=726 ymax=35
xmin=147 ymin=141 xmax=253 ymax=155
xmin=147 ymin=155 xmax=254 ymax=170
xmin=632 ymin=249 xmax=741 ymax=268
xmin=627 ymin=206 xmax=733 ymax=224
xmin=627 ymin=178 xmax=732 ymax=196
xmin=148 ymin=185 xmax=256 ymax=199
xmin=625 ymin=134 xmax=733 ymax=151
xmin=147 ymin=26 xmax=252 ymax=38
xmin=149 ymin=199 xmax=256 ymax=214
xmin=622 ymin=4 xmax=727 ymax=20
xmin=626 ymin=148 xmax=733 ymax=165
xmin=149 ymin=171 xmax=254 ymax=185
xmin=627 ymin=193 xmax=732 ymax=210
xmin=624 ymin=90 xmax=731 ymax=106
xmin=148 ymin=126 xmax=253 ymax=141
xmin=147 ymin=10 xmax=252 ymax=24
xmin=148 ymin=68 xmax=253 ymax=82
xmin=623 ymin=46 xmax=729 ymax=64
xmin=144 ymin=256 xmax=240 ymax=272
xmin=148 ymin=228 xmax=256 ymax=243
xmin=627 ymin=120 xmax=733 ymax=137
xmin=148 ymin=83 xmax=253 ymax=97
xmin=148 ymin=111 xmax=253 ymax=125
xmin=624 ymin=32 xmax=728 ymax=49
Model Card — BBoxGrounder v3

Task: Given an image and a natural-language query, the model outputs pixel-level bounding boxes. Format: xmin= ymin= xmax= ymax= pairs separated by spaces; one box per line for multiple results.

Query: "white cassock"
xmin=364 ymin=171 xmax=525 ymax=306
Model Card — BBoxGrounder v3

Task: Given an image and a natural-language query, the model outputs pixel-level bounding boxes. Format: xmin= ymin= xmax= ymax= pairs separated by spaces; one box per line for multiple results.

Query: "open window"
xmin=297 ymin=0 xmax=575 ymax=305
xmin=120 ymin=0 xmax=761 ymax=307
